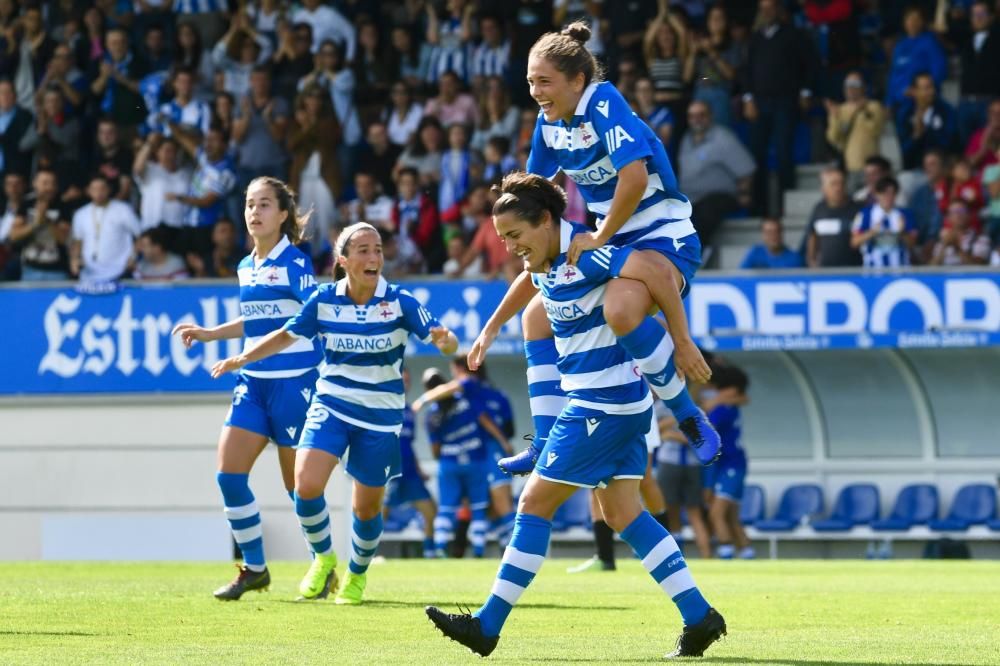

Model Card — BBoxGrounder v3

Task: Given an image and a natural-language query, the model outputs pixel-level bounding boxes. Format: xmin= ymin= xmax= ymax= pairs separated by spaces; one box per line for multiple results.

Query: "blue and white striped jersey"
xmin=851 ymin=204 xmax=916 ymax=268
xmin=426 ymin=389 xmax=489 ymax=463
xmin=148 ymin=98 xmax=212 ymax=138
xmin=237 ymin=236 xmax=322 ymax=379
xmin=470 ymin=41 xmax=510 ymax=79
xmin=526 ymin=82 xmax=695 ymax=246
xmin=283 ymin=276 xmax=442 ymax=434
xmin=530 ymin=220 xmax=652 ymax=415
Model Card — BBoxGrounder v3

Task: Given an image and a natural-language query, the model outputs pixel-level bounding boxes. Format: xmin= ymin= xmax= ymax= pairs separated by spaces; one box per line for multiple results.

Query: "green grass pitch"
xmin=2 ymin=559 xmax=999 ymax=665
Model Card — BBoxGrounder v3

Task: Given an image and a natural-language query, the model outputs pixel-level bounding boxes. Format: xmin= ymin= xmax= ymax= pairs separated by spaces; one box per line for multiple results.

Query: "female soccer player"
xmin=426 ymin=173 xmax=725 ymax=660
xmin=211 ymin=222 xmax=458 ymax=604
xmin=470 ymin=21 xmax=719 ymax=476
xmin=172 ymin=176 xmax=321 ymax=600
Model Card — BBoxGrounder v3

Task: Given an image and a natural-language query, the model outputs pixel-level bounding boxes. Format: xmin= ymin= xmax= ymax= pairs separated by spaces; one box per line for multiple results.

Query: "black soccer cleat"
xmin=665 ymin=607 xmax=727 ymax=658
xmin=425 ymin=606 xmax=499 ymax=657
xmin=213 ymin=565 xmax=271 ymax=601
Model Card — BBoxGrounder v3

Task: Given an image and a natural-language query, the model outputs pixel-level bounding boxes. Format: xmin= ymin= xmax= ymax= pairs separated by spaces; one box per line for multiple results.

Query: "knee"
xmin=294 ymin=472 xmax=324 ymax=501
xmin=517 ymin=489 xmax=554 ymax=520
xmin=603 ymin=296 xmax=645 ymax=336
xmin=599 ymin=505 xmax=635 ymax=534
xmin=353 ymin=502 xmax=382 ymax=521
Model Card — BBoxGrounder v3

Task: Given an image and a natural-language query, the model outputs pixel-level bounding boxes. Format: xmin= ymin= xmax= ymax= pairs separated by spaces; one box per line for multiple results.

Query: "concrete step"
xmin=783 ymin=189 xmax=819 ymax=218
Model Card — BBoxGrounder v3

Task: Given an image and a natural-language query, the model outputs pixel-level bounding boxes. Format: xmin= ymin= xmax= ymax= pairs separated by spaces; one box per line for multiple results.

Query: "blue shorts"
xmin=385 ymin=474 xmax=432 ymax=507
xmin=438 ymin=458 xmax=491 ymax=512
xmin=225 ymin=370 xmax=317 ymax=446
xmin=535 ymin=405 xmax=653 ymax=489
xmin=701 ymin=464 xmax=717 ymax=491
xmin=714 ymin=464 xmax=747 ymax=503
xmin=486 ymin=440 xmax=512 ymax=488
xmin=298 ymin=401 xmax=401 ymax=488
xmin=630 ymin=231 xmax=702 ymax=298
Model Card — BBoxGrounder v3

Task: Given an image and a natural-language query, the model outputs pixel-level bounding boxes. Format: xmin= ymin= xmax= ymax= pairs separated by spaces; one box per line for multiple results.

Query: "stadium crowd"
xmin=1 ymin=0 xmax=999 ymax=284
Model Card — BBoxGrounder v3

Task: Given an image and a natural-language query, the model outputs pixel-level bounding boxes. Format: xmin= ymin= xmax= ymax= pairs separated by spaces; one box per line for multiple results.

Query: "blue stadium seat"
xmin=871 ymin=484 xmax=939 ymax=531
xmin=383 ymin=505 xmax=419 ymax=533
xmin=928 ymin=484 xmax=998 ymax=531
xmin=739 ymin=484 xmax=765 ymax=526
xmin=812 ymin=484 xmax=880 ymax=531
xmin=551 ymin=489 xmax=592 ymax=532
xmin=755 ymin=484 xmax=824 ymax=531
xmin=988 ymin=519 xmax=1000 ymax=532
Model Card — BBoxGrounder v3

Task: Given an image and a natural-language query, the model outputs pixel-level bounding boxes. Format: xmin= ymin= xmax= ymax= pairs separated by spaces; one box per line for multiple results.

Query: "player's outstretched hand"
xmin=210 ymin=356 xmax=244 ymax=379
xmin=674 ymin=338 xmax=712 ymax=385
xmin=566 ymin=231 xmax=604 ymax=266
xmin=468 ymin=324 xmax=498 ymax=371
xmin=172 ymin=322 xmax=213 ymax=349
xmin=430 ymin=326 xmax=457 ymax=354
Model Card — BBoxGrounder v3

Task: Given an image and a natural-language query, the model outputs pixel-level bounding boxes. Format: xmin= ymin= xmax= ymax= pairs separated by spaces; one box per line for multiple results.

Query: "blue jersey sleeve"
xmin=577 ymin=244 xmax=634 ymax=282
xmin=399 ymin=289 xmax=440 ymax=343
xmin=526 ymin=117 xmax=560 ymax=179
xmin=283 ymin=289 xmax=321 ymax=339
xmin=709 ymin=405 xmax=737 ymax=431
xmin=425 ymin=407 xmax=443 ymax=445
xmin=289 ymin=254 xmax=319 ymax=304
xmin=588 ymin=85 xmax=653 ymax=171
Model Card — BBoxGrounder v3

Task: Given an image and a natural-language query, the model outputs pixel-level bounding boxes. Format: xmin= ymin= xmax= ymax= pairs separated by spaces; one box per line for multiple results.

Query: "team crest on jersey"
xmin=377 ymin=300 xmax=394 ymax=320
xmin=264 ymin=266 xmax=281 ymax=284
xmin=541 ymin=122 xmax=600 ymax=151
xmin=555 ymin=263 xmax=585 ymax=285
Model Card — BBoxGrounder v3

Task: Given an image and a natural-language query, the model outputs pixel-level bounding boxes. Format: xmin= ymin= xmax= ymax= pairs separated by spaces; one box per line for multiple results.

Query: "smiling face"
xmin=493 ymin=210 xmax=560 ymax=273
xmin=527 ymin=55 xmax=585 ymax=124
xmin=244 ymin=180 xmax=287 ymax=245
xmin=338 ymin=228 xmax=384 ymax=290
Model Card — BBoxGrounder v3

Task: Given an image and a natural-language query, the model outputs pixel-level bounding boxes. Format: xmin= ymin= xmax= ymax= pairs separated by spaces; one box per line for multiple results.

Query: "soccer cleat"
xmin=213 ymin=565 xmax=270 ymax=600
xmin=738 ymin=546 xmax=756 ymax=559
xmin=498 ymin=436 xmax=541 ymax=476
xmin=425 ymin=606 xmax=499 ymax=657
xmin=665 ymin=607 xmax=727 ymax=658
xmin=334 ymin=571 xmax=366 ymax=605
xmin=298 ymin=552 xmax=338 ymax=600
xmin=678 ymin=413 xmax=722 ymax=465
xmin=566 ymin=555 xmax=616 ymax=573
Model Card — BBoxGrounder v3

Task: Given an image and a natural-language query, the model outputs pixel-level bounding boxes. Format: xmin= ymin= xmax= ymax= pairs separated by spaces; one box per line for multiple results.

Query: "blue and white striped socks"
xmin=295 ymin=493 xmax=334 ymax=556
xmin=617 ymin=317 xmax=698 ymax=421
xmin=349 ymin=513 xmax=383 ymax=574
xmin=218 ymin=472 xmax=265 ymax=572
xmin=474 ymin=513 xmax=551 ymax=636
xmin=524 ymin=339 xmax=567 ymax=448
xmin=620 ymin=511 xmax=710 ymax=626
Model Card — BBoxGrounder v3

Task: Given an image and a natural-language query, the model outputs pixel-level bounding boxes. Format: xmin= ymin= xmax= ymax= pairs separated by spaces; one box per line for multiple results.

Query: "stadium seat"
xmin=739 ymin=484 xmax=765 ymax=525
xmin=755 ymin=484 xmax=824 ymax=531
xmin=871 ymin=484 xmax=939 ymax=531
xmin=928 ymin=484 xmax=998 ymax=531
xmin=987 ymin=519 xmax=1000 ymax=532
xmin=812 ymin=484 xmax=880 ymax=531
xmin=551 ymin=489 xmax=592 ymax=532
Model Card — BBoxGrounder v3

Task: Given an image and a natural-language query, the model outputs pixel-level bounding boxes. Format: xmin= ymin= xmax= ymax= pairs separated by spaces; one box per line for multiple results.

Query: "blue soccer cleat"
xmin=678 ymin=412 xmax=721 ymax=465
xmin=497 ymin=437 xmax=541 ymax=476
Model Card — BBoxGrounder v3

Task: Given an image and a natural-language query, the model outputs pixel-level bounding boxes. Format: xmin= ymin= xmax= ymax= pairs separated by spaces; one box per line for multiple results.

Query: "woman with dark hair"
xmin=288 ymin=84 xmax=342 ymax=250
xmin=471 ymin=75 xmax=520 ymax=152
xmin=173 ymin=20 xmax=215 ymax=99
xmin=394 ymin=115 xmax=445 ymax=189
xmin=383 ymin=81 xmax=422 ymax=147
xmin=683 ymin=4 xmax=742 ymax=127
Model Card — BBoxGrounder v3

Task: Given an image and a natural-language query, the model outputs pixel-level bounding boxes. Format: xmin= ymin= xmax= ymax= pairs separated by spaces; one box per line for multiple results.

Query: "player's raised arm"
xmin=469 ymin=271 xmax=539 ymax=370
xmin=172 ymin=317 xmax=245 ymax=349
xmin=210 ymin=328 xmax=298 ymax=378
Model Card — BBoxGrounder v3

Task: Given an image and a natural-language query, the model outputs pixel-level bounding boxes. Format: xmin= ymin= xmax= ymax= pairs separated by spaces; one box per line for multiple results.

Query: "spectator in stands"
xmin=8 ymin=5 xmax=55 ymax=109
xmin=469 ymin=13 xmax=510 ymax=88
xmin=949 ymin=158 xmax=985 ymax=231
xmin=886 ymin=6 xmax=947 ymax=109
xmin=133 ymin=134 xmax=191 ymax=232
xmin=187 ymin=217 xmax=242 ymax=279
xmin=471 ymin=76 xmax=519 ymax=153
xmin=233 ymin=65 xmax=289 ymax=187
xmin=134 ymin=227 xmax=190 ymax=281
xmin=213 ymin=91 xmax=236 ymax=140
xmin=643 ymin=6 xmax=690 ymax=121
xmin=172 ymin=125 xmax=238 ymax=255
xmin=957 ymin=1 xmax=1000 ymax=145
xmin=424 ymin=0 xmax=473 ymax=84
xmin=34 ymin=43 xmax=86 ymax=115
xmin=0 ymin=79 xmax=34 ymax=178
xmin=615 ymin=55 xmax=641 ymax=102
xmin=358 ymin=121 xmax=402 ymax=197
xmin=395 ymin=115 xmax=445 ymax=189
xmin=482 ymin=136 xmax=517 ymax=184
xmin=140 ymin=25 xmax=172 ymax=77
xmin=70 ymin=174 xmax=141 ymax=283
xmin=983 ymin=156 xmax=1000 ymax=243
xmin=0 ymin=172 xmax=25 ymax=275
xmin=292 ymin=0 xmax=355 ymax=59
xmin=678 ymin=100 xmax=756 ymax=248
xmin=389 ymin=25 xmax=428 ymax=94
xmin=352 ymin=18 xmax=394 ymax=124
xmin=392 ymin=166 xmax=442 ymax=273
xmin=634 ymin=76 xmax=674 ymax=152
xmin=683 ymin=4 xmax=741 ymax=128
xmin=824 ymin=71 xmax=887 ymax=184
xmin=449 ymin=198 xmax=516 ymax=281
xmin=173 ymin=21 xmax=215 ymax=100
xmin=9 ymin=169 xmax=71 ymax=282
xmin=929 ymin=200 xmax=992 ymax=266
xmin=439 ymin=123 xmax=480 ymax=216
xmin=271 ymin=21 xmax=314 ymax=101
xmin=906 ymin=149 xmax=948 ymax=248
xmin=149 ymin=68 xmax=212 ymax=140
xmin=852 ymin=154 xmax=892 ymax=205
xmin=442 ymin=233 xmax=483 ymax=279
xmin=606 ymin=0 xmax=657 ymax=71
xmin=213 ymin=15 xmax=273 ymax=100
xmin=23 ymin=88 xmax=81 ymax=171
xmin=742 ymin=0 xmax=819 ymax=215
xmin=801 ymin=0 xmax=861 ymax=98
xmin=739 ymin=218 xmax=804 ymax=269
xmin=965 ymin=99 xmax=1000 ymax=172
xmin=384 ymin=82 xmax=423 ymax=148
xmin=851 ymin=176 xmax=917 ymax=267
xmin=90 ymin=27 xmax=148 ymax=134
xmin=424 ymin=70 xmax=477 ymax=128
xmin=896 ymin=72 xmax=958 ymax=171
xmin=90 ymin=118 xmax=134 ymax=201
xmin=288 ymin=84 xmax=341 ymax=248
xmin=172 ymin=0 xmax=228 ymax=48
xmin=806 ymin=165 xmax=862 ymax=267
xmin=298 ymin=40 xmax=362 ymax=180
xmin=341 ymin=171 xmax=393 ymax=230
